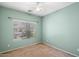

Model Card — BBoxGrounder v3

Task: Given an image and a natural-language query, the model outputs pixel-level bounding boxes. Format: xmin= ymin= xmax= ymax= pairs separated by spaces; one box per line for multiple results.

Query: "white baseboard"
xmin=0 ymin=42 xmax=40 ymax=54
xmin=43 ymin=42 xmax=78 ymax=57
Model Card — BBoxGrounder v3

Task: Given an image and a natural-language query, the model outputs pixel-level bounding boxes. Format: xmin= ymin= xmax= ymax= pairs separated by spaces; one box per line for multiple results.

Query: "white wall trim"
xmin=43 ymin=42 xmax=78 ymax=57
xmin=0 ymin=42 xmax=40 ymax=54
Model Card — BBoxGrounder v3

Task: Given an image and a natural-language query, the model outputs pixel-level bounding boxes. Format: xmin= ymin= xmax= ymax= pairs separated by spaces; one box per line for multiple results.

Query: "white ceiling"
xmin=0 ymin=2 xmax=74 ymax=16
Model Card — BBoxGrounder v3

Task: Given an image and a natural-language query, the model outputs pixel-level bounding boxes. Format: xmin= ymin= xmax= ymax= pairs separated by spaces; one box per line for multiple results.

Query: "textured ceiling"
xmin=0 ymin=2 xmax=74 ymax=16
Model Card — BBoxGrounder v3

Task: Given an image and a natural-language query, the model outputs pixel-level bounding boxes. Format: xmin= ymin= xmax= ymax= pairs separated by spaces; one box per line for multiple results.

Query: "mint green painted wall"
xmin=0 ymin=6 xmax=42 ymax=52
xmin=43 ymin=3 xmax=79 ymax=56
xmin=1 ymin=2 xmax=79 ymax=56
xmin=0 ymin=7 xmax=2 ymax=51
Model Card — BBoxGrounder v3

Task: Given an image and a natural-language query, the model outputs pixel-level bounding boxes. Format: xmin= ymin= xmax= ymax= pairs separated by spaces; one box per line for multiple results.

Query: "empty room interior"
xmin=0 ymin=2 xmax=79 ymax=57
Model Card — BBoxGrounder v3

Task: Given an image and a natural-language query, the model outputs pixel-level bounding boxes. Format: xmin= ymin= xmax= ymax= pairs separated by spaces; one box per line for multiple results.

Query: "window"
xmin=13 ymin=19 xmax=36 ymax=40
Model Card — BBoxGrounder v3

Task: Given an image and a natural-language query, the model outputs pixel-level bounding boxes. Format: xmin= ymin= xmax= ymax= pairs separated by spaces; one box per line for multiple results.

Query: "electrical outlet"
xmin=8 ymin=44 xmax=10 ymax=47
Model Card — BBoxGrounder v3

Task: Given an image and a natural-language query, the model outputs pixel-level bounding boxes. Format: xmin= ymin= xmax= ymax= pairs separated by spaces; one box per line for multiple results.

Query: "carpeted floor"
xmin=1 ymin=43 xmax=75 ymax=57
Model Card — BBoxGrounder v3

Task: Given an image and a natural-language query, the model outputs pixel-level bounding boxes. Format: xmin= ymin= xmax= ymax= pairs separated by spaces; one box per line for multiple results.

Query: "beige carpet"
xmin=1 ymin=44 xmax=75 ymax=57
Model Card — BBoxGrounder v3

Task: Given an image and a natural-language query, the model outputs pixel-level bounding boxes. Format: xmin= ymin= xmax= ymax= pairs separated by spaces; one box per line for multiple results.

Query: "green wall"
xmin=1 ymin=2 xmax=79 ymax=56
xmin=43 ymin=3 xmax=79 ymax=56
xmin=0 ymin=6 xmax=1 ymax=50
xmin=0 ymin=6 xmax=42 ymax=52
